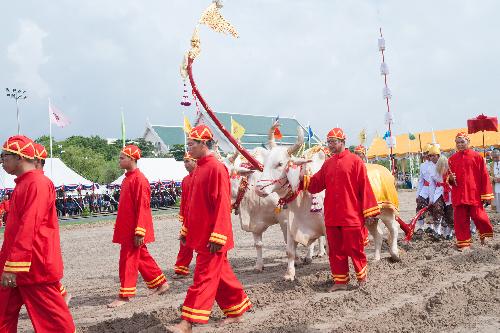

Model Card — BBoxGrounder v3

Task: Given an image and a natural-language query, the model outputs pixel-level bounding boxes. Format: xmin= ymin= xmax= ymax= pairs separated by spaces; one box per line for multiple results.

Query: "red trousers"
xmin=181 ymin=251 xmax=251 ymax=324
xmin=362 ymin=226 xmax=369 ymax=247
xmin=56 ymin=281 xmax=67 ymax=297
xmin=174 ymin=241 xmax=194 ymax=275
xmin=453 ymin=204 xmax=493 ymax=248
xmin=118 ymin=244 xmax=166 ymax=298
xmin=326 ymin=226 xmax=367 ymax=284
xmin=0 ymin=283 xmax=75 ymax=333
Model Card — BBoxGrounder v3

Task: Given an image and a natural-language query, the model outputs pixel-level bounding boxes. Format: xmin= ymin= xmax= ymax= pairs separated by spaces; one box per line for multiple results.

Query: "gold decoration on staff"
xmin=181 ymin=0 xmax=239 ymax=78
xmin=179 ymin=0 xmax=263 ymax=171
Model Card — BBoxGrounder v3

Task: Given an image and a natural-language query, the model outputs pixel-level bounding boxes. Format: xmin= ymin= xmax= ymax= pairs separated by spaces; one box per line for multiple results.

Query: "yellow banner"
xmin=231 ymin=118 xmax=245 ymax=140
xmin=183 ymin=116 xmax=192 ymax=133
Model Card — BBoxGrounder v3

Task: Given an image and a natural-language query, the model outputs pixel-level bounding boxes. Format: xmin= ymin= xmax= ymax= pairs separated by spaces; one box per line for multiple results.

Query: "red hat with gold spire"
xmin=354 ymin=145 xmax=366 ymax=154
xmin=2 ymin=135 xmax=36 ymax=159
xmin=121 ymin=145 xmax=141 ymax=160
xmin=455 ymin=131 xmax=470 ymax=141
xmin=188 ymin=124 xmax=213 ymax=141
xmin=34 ymin=143 xmax=48 ymax=160
xmin=327 ymin=128 xmax=346 ymax=140
xmin=184 ymin=152 xmax=196 ymax=161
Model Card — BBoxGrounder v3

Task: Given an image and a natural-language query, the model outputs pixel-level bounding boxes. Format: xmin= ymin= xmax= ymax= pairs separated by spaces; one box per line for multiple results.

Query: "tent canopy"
xmin=112 ymin=158 xmax=187 ymax=186
xmin=0 ymin=158 xmax=95 ymax=191
xmin=367 ymin=128 xmax=500 ymax=158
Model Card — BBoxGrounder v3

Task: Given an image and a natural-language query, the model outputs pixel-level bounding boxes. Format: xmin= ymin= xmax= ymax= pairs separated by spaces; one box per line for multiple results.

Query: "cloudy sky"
xmin=1 ymin=0 xmax=498 ymax=146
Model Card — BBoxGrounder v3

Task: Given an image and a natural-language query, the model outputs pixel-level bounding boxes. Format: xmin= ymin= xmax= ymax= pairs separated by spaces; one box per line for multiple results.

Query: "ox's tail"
xmin=395 ymin=206 xmax=429 ymax=242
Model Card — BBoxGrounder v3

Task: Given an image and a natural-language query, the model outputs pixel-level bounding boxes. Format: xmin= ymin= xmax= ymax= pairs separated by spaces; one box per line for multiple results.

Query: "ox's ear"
xmin=235 ymin=167 xmax=255 ymax=177
xmin=290 ymin=157 xmax=312 ymax=166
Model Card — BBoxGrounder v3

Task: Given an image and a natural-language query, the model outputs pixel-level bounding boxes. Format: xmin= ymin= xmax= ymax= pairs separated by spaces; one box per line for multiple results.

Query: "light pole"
xmin=6 ymin=88 xmax=28 ymax=134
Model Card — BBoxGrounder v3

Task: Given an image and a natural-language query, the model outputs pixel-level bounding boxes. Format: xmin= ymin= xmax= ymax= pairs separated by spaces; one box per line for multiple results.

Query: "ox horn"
xmin=267 ymin=121 xmax=279 ymax=149
xmin=287 ymin=126 xmax=304 ymax=156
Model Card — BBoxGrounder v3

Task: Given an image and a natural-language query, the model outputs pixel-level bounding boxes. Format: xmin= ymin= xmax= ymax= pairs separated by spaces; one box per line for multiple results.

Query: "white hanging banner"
xmin=378 ymin=38 xmax=385 ymax=51
xmin=382 ymin=86 xmax=392 ymax=99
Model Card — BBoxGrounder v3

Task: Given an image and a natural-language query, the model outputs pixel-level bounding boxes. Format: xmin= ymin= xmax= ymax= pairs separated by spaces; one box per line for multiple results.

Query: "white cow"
xmin=256 ymin=126 xmax=401 ymax=280
xmin=227 ymin=148 xmax=287 ymax=272
xmin=255 ymin=127 xmax=327 ymax=281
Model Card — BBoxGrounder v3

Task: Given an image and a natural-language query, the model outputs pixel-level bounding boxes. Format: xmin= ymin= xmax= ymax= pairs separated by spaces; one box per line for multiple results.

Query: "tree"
xmin=169 ymin=144 xmax=186 ymax=161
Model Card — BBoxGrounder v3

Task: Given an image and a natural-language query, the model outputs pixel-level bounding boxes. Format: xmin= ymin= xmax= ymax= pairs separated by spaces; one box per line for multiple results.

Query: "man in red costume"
xmin=448 ymin=132 xmax=494 ymax=251
xmin=354 ymin=145 xmax=367 ymax=162
xmin=168 ymin=125 xmax=251 ymax=333
xmin=173 ymin=152 xmax=197 ymax=277
xmin=0 ymin=135 xmax=75 ymax=332
xmin=108 ymin=145 xmax=169 ymax=308
xmin=33 ymin=142 xmax=72 ymax=305
xmin=0 ymin=195 xmax=9 ymax=227
xmin=302 ymin=128 xmax=380 ymax=291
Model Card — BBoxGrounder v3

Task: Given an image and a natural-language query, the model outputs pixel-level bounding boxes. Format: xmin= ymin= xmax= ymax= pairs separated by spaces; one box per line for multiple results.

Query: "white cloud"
xmin=7 ymin=19 xmax=50 ymax=98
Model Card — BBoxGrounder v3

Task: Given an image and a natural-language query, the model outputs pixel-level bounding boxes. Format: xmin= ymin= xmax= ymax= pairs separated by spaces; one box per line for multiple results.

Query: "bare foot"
xmin=328 ymin=284 xmax=348 ymax=292
xmin=152 ymin=283 xmax=170 ymax=296
xmin=457 ymin=246 xmax=471 ymax=253
xmin=107 ymin=298 xmax=130 ymax=308
xmin=480 ymin=238 xmax=488 ymax=246
xmin=219 ymin=316 xmax=244 ymax=327
xmin=173 ymin=274 xmax=189 ymax=279
xmin=358 ymin=280 xmax=367 ymax=288
xmin=166 ymin=320 xmax=192 ymax=333
xmin=64 ymin=293 xmax=72 ymax=306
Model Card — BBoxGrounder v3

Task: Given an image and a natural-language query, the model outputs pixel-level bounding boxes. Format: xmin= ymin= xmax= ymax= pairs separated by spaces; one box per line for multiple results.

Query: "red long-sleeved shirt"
xmin=183 ymin=154 xmax=233 ymax=253
xmin=113 ymin=168 xmax=155 ymax=245
xmin=178 ymin=173 xmax=193 ymax=223
xmin=0 ymin=169 xmax=64 ymax=285
xmin=306 ymin=149 xmax=380 ymax=227
xmin=448 ymin=149 xmax=494 ymax=206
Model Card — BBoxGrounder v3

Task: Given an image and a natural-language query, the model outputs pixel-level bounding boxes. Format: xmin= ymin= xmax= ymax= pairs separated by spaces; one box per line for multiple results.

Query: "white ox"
xmin=256 ymin=126 xmax=401 ymax=280
xmin=255 ymin=127 xmax=327 ymax=281
xmin=226 ymin=148 xmax=287 ymax=272
xmin=227 ymin=147 xmax=325 ymax=272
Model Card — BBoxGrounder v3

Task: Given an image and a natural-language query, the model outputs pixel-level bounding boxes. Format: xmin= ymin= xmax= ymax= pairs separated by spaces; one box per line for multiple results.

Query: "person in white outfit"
xmin=428 ymin=147 xmax=454 ymax=240
xmin=415 ymin=145 xmax=433 ymax=238
xmin=490 ymin=149 xmax=500 ymax=214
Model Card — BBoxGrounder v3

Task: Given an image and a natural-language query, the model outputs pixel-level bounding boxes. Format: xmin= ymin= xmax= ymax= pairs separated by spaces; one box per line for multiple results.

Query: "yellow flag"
xmin=231 ymin=118 xmax=246 ymax=140
xmin=183 ymin=116 xmax=192 ymax=133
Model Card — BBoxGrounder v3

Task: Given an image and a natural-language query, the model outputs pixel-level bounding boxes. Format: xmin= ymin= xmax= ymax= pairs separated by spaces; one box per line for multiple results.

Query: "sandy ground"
xmin=8 ymin=191 xmax=500 ymax=333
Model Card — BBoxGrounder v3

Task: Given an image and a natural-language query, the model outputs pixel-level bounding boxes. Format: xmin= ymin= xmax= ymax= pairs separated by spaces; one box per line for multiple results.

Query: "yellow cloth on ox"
xmin=365 ymin=164 xmax=399 ymax=213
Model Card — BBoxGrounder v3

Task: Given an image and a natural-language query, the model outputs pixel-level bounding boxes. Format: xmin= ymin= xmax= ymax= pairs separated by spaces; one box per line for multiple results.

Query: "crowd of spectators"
xmin=0 ymin=185 xmax=180 ymax=224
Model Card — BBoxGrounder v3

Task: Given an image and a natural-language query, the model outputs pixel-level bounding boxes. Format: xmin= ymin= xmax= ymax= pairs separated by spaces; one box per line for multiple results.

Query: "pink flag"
xmin=49 ymin=102 xmax=70 ymax=128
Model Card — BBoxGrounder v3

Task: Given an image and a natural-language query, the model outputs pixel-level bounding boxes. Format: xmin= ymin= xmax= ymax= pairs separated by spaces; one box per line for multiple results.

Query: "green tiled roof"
xmin=152 ymin=126 xmax=185 ymax=146
xmin=212 ymin=112 xmax=321 ymax=149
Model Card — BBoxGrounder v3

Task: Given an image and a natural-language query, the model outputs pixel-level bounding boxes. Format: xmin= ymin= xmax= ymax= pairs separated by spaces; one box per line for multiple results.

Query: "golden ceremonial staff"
xmin=180 ymin=1 xmax=263 ymax=171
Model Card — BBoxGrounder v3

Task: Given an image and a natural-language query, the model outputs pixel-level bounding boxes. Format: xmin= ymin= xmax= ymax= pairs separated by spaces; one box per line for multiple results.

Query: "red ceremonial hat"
xmin=183 ymin=152 xmax=196 ymax=161
xmin=327 ymin=128 xmax=346 ymax=140
xmin=2 ymin=135 xmax=36 ymax=159
xmin=121 ymin=145 xmax=141 ymax=160
xmin=354 ymin=145 xmax=366 ymax=154
xmin=34 ymin=143 xmax=48 ymax=160
xmin=188 ymin=124 xmax=213 ymax=141
xmin=455 ymin=131 xmax=470 ymax=141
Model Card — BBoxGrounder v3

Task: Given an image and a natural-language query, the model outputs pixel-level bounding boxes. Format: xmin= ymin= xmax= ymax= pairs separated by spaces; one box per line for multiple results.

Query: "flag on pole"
xmin=307 ymin=125 xmax=314 ymax=142
xmin=121 ymin=112 xmax=126 ymax=147
xmin=230 ymin=117 xmax=246 ymax=140
xmin=183 ymin=116 xmax=192 ymax=133
xmin=273 ymin=115 xmax=283 ymax=140
xmin=49 ymin=101 xmax=70 ymax=127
